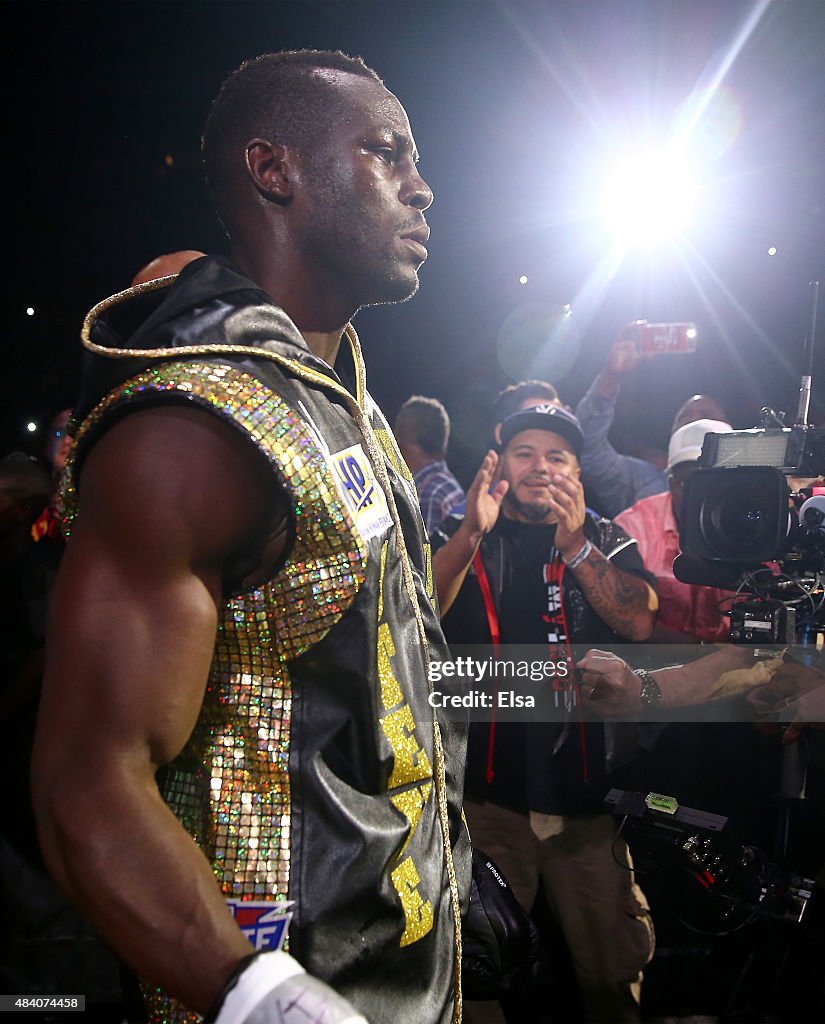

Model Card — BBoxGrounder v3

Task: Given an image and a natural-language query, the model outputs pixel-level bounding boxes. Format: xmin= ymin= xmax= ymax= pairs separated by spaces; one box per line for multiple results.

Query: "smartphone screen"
xmin=637 ymin=322 xmax=698 ymax=354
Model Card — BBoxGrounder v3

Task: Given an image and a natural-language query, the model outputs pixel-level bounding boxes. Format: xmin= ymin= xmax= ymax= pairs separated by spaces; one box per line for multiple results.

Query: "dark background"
xmin=6 ymin=0 xmax=825 ymax=482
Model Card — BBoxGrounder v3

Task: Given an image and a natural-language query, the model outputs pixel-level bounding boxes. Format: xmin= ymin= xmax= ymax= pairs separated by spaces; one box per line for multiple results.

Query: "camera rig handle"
xmin=796 ymin=279 xmax=819 ymax=427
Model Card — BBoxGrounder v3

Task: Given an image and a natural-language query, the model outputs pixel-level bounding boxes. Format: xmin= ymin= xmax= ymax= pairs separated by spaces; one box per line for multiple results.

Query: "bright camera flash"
xmin=602 ymin=148 xmax=697 ymax=246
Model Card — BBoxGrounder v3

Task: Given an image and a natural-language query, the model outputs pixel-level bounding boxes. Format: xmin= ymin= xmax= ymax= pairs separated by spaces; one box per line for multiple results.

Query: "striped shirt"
xmin=413 ymin=459 xmax=465 ymax=534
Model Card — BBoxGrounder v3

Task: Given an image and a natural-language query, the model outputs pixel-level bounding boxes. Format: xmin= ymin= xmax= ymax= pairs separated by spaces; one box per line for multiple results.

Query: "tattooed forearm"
xmin=570 ymin=549 xmax=655 ymax=641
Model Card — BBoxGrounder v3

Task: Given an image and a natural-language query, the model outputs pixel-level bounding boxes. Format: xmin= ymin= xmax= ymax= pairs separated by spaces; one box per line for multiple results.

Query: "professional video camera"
xmin=605 ymin=789 xmax=816 ymax=935
xmin=675 ymin=284 xmax=825 ymax=645
xmin=675 ymin=416 xmax=825 ymax=644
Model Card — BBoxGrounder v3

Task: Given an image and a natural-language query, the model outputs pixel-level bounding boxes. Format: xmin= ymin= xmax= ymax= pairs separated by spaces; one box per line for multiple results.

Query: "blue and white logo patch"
xmin=332 ymin=443 xmax=392 ymax=540
xmin=226 ymin=899 xmax=294 ymax=952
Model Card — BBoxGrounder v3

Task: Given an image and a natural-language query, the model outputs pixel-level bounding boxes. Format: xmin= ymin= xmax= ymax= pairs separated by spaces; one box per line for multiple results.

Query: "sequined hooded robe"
xmin=63 ymin=256 xmax=470 ymax=1024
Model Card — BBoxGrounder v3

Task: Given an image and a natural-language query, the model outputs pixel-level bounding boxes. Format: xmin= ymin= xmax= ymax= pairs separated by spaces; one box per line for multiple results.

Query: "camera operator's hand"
xmin=748 ymin=658 xmax=825 ymax=742
xmin=576 ymin=650 xmax=644 ymax=716
xmin=579 ymin=645 xmax=777 ymax=717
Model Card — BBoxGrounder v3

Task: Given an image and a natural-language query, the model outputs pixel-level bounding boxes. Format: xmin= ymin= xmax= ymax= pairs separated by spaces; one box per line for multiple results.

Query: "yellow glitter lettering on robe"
xmin=375 ymin=541 xmax=435 ymax=948
xmin=381 ymin=704 xmax=433 ymax=788
xmin=389 ymin=781 xmax=433 ymax=858
xmin=391 ymin=855 xmax=434 ymax=947
xmin=377 ymin=622 xmax=403 ymax=712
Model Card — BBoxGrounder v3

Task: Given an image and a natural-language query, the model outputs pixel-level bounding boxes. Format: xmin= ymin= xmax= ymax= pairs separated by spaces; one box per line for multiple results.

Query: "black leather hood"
xmin=75 ymin=255 xmax=337 ymax=422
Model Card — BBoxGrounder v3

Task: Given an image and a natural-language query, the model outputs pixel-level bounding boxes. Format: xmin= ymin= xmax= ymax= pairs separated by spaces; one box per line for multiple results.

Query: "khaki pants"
xmin=464 ymin=800 xmax=654 ymax=1024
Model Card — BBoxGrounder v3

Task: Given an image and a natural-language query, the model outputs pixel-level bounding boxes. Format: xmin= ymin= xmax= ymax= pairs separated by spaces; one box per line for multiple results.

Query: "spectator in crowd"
xmin=491 ymin=379 xmax=562 ymax=443
xmin=575 ymin=328 xmax=726 ymax=517
xmin=30 ymin=408 xmax=72 ymax=546
xmin=432 ymin=404 xmax=657 ymax=1023
xmin=447 ymin=380 xmax=564 ymax=521
xmin=615 ymin=418 xmax=735 ymax=644
xmin=395 ymin=394 xmax=465 ymax=532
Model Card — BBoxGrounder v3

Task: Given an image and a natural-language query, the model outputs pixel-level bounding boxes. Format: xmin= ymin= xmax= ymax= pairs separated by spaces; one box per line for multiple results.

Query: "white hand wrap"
xmin=212 ymin=950 xmax=368 ymax=1024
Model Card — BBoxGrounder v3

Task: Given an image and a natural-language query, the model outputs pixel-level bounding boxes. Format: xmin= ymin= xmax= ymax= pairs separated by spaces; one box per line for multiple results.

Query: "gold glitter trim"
xmin=423 ymin=541 xmax=434 ymax=601
xmin=80 ymin=284 xmax=366 ymax=415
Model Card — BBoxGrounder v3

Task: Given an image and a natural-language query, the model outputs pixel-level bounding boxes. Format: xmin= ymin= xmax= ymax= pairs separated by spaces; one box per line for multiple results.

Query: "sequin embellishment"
xmin=62 ymin=361 xmax=367 ymax=1024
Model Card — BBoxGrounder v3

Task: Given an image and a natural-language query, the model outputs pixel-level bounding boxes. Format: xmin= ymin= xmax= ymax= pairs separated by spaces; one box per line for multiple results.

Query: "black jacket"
xmin=432 ymin=511 xmax=654 ymax=814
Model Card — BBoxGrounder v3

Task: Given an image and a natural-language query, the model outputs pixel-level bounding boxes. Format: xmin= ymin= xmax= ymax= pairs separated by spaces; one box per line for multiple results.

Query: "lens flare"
xmin=602 ymin=148 xmax=698 ymax=247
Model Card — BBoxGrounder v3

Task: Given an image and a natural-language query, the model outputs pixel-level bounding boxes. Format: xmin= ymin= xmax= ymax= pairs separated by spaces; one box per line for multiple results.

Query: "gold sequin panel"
xmin=63 ymin=361 xmax=368 ymax=1024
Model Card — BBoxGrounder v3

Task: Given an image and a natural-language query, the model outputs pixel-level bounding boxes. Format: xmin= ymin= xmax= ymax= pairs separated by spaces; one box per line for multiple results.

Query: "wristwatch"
xmin=634 ymin=668 xmax=662 ymax=710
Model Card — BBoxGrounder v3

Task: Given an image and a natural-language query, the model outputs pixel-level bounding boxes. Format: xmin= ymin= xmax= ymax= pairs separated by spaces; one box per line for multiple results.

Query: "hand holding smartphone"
xmin=632 ymin=320 xmax=698 ymax=355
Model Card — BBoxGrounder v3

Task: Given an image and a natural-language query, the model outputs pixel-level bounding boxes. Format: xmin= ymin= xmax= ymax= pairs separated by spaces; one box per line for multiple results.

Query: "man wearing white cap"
xmin=615 ymin=418 xmax=734 ymax=643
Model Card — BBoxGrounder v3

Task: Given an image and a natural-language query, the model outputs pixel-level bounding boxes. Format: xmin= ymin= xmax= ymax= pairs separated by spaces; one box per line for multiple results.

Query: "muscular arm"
xmin=32 ymin=406 xmax=282 ymax=1014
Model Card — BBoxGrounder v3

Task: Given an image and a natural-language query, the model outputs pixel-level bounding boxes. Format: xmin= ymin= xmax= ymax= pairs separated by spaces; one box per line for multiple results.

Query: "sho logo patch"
xmin=226 ymin=899 xmax=294 ymax=952
xmin=332 ymin=443 xmax=392 ymax=540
